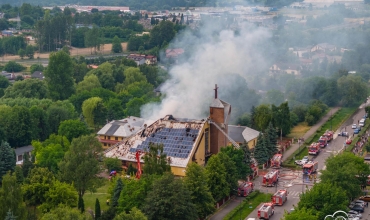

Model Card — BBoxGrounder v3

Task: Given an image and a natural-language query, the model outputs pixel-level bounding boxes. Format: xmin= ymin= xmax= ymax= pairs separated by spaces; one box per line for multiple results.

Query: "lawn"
xmin=287 ymin=122 xmax=310 ymax=139
xmin=223 ymin=191 xmax=272 ymax=220
xmin=83 ymin=179 xmax=111 ymax=212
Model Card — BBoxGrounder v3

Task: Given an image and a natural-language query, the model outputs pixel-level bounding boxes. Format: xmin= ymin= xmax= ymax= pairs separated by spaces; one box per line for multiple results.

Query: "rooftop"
xmin=228 ymin=125 xmax=247 ymax=143
xmin=105 ymin=115 xmax=207 ymax=168
xmin=97 ymin=116 xmax=146 ymax=137
xmin=242 ymin=127 xmax=260 ymax=142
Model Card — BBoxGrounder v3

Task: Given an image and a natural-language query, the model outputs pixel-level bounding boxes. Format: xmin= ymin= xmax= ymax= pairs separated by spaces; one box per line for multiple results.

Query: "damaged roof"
xmin=97 ymin=116 xmax=146 ymax=137
xmin=105 ymin=115 xmax=207 ymax=168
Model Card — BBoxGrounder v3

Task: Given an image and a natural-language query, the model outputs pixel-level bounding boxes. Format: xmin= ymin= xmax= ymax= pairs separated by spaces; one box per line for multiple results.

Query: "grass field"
xmin=287 ymin=122 xmax=310 ymax=139
xmin=83 ymin=179 xmax=111 ymax=212
xmin=224 ymin=191 xmax=272 ymax=220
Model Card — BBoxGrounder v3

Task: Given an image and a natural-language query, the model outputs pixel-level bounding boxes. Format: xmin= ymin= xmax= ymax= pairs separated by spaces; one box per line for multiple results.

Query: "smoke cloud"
xmin=141 ymin=19 xmax=272 ymax=121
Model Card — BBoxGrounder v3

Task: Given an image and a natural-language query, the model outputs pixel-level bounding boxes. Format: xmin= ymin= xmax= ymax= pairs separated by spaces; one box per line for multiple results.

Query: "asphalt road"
xmin=246 ymin=101 xmax=369 ymax=220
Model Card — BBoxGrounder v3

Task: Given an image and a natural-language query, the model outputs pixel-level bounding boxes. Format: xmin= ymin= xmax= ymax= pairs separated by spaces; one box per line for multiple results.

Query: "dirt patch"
xmin=0 ymin=42 xmax=128 ymax=62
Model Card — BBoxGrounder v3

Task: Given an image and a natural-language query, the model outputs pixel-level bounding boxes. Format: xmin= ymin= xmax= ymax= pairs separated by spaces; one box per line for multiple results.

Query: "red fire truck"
xmin=272 ymin=189 xmax=288 ymax=206
xmin=308 ymin=142 xmax=320 ymax=155
xmin=238 ymin=181 xmax=254 ymax=197
xmin=262 ymin=170 xmax=279 ymax=187
xmin=270 ymin=154 xmax=282 ymax=169
xmin=303 ymin=161 xmax=318 ymax=175
xmin=258 ymin=202 xmax=275 ymax=219
xmin=323 ymin=130 xmax=334 ymax=142
xmin=318 ymin=136 xmax=328 ymax=148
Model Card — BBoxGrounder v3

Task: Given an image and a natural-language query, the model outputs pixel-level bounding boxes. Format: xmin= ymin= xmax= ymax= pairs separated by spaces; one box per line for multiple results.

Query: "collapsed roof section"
xmin=105 ymin=115 xmax=207 ymax=168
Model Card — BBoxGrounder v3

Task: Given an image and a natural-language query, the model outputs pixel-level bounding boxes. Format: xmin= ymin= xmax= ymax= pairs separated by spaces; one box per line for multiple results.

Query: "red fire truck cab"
xmin=272 ymin=189 xmax=288 ymax=206
xmin=262 ymin=170 xmax=279 ymax=187
xmin=258 ymin=202 xmax=275 ymax=219
xmin=303 ymin=161 xmax=318 ymax=175
xmin=270 ymin=154 xmax=282 ymax=169
xmin=308 ymin=142 xmax=321 ymax=155
xmin=238 ymin=181 xmax=254 ymax=197
xmin=323 ymin=130 xmax=334 ymax=142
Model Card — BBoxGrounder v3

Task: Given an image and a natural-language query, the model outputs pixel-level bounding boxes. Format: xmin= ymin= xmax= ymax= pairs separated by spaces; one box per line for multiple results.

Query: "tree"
xmin=297 ymin=183 xmax=348 ymax=219
xmin=44 ymin=50 xmax=75 ymax=100
xmin=265 ymin=122 xmax=278 ymax=157
xmin=143 ymin=143 xmax=171 ymax=176
xmin=58 ymin=119 xmax=90 ymax=142
xmin=205 ymin=155 xmax=229 ymax=202
xmin=32 ymin=140 xmax=66 ymax=173
xmin=73 ymin=62 xmax=88 ymax=83
xmin=30 ymin=106 xmax=50 ymax=141
xmin=0 ymin=172 xmax=27 ymax=220
xmin=47 ymin=105 xmax=76 ymax=135
xmin=77 ymin=74 xmax=102 ymax=93
xmin=0 ymin=141 xmax=16 ymax=182
xmin=218 ymin=152 xmax=238 ymax=195
xmin=123 ymin=67 xmax=147 ymax=86
xmin=15 ymin=166 xmax=24 ymax=184
xmin=117 ymin=177 xmax=147 ymax=213
xmin=4 ymin=61 xmax=25 ymax=72
xmin=184 ymin=163 xmax=215 ymax=219
xmin=78 ymin=196 xmax=85 ymax=213
xmin=82 ymin=97 xmax=107 ymax=129
xmin=254 ymin=104 xmax=272 ymax=131
xmin=39 ymin=180 xmax=78 ymax=212
xmin=142 ymin=173 xmax=197 ymax=220
xmin=4 ymin=210 xmax=17 ymax=220
xmin=221 ymin=146 xmax=251 ymax=179
xmin=111 ymin=178 xmax=123 ymax=208
xmin=112 ymin=36 xmax=123 ymax=53
xmin=273 ymin=102 xmax=291 ymax=136
xmin=253 ymin=134 xmax=270 ymax=165
xmin=104 ymin=157 xmax=123 ymax=173
xmin=124 ymin=97 xmax=145 ymax=117
xmin=338 ymin=75 xmax=368 ymax=107
xmin=3 ymin=79 xmax=48 ymax=99
xmin=25 ymin=45 xmax=34 ymax=59
xmin=95 ymin=198 xmax=101 ymax=219
xmin=284 ymin=208 xmax=318 ymax=220
xmin=85 ymin=25 xmax=102 ymax=54
xmin=22 ymin=152 xmax=34 ymax=178
xmin=30 ymin=64 xmax=44 ymax=74
xmin=59 ymin=135 xmax=103 ymax=198
xmin=114 ymin=207 xmax=147 ymax=220
xmin=0 ymin=75 xmax=10 ymax=89
xmin=18 ymin=48 xmax=26 ymax=59
xmin=40 ymin=205 xmax=87 ymax=220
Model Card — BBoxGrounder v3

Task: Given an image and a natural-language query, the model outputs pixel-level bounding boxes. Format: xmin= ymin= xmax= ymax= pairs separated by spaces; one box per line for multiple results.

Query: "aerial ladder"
xmin=135 ymin=150 xmax=143 ymax=179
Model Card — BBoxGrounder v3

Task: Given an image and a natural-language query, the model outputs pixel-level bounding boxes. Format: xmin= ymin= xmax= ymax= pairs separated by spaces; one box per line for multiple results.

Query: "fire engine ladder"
xmin=208 ymin=120 xmax=240 ymax=149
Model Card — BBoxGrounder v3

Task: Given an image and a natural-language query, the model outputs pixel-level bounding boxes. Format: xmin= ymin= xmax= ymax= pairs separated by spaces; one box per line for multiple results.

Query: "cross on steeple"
xmin=214 ymin=84 xmax=219 ymax=99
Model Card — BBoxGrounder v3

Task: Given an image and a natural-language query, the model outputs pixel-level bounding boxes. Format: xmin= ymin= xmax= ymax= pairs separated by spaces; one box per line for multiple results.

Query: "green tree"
xmin=298 ymin=183 xmax=348 ymax=219
xmin=205 ymin=155 xmax=229 ymax=201
xmin=254 ymin=104 xmax=272 ymax=131
xmin=4 ymin=61 xmax=25 ymax=72
xmin=18 ymin=48 xmax=26 ymax=59
xmin=82 ymin=97 xmax=107 ymax=129
xmin=77 ymin=74 xmax=102 ymax=93
xmin=78 ymin=196 xmax=85 ymax=213
xmin=4 ymin=209 xmax=17 ymax=220
xmin=111 ymin=178 xmax=123 ymax=208
xmin=104 ymin=157 xmax=123 ymax=173
xmin=111 ymin=36 xmax=123 ymax=53
xmin=73 ymin=62 xmax=89 ymax=83
xmin=30 ymin=105 xmax=50 ymax=141
xmin=0 ymin=141 xmax=16 ymax=182
xmin=40 ymin=205 xmax=88 ymax=220
xmin=23 ymin=167 xmax=54 ymax=207
xmin=30 ymin=64 xmax=44 ymax=74
xmin=143 ymin=143 xmax=171 ymax=176
xmin=184 ymin=163 xmax=215 ymax=219
xmin=39 ymin=180 xmax=78 ymax=212
xmin=123 ymin=67 xmax=147 ymax=86
xmin=273 ymin=102 xmax=291 ymax=136
xmin=142 ymin=173 xmax=197 ymax=220
xmin=3 ymin=79 xmax=48 ymax=99
xmin=114 ymin=207 xmax=147 ymax=220
xmin=58 ymin=119 xmax=90 ymax=142
xmin=0 ymin=172 xmax=27 ymax=220
xmin=253 ymin=134 xmax=270 ymax=165
xmin=44 ymin=50 xmax=75 ymax=100
xmin=85 ymin=25 xmax=102 ymax=54
xmin=25 ymin=45 xmax=34 ymax=59
xmin=15 ymin=166 xmax=24 ymax=184
xmin=22 ymin=152 xmax=34 ymax=178
xmin=59 ymin=135 xmax=103 ymax=198
xmin=117 ymin=178 xmax=147 ymax=213
xmin=338 ymin=74 xmax=368 ymax=107
xmin=124 ymin=97 xmax=145 ymax=117
xmin=0 ymin=75 xmax=10 ymax=89
xmin=95 ymin=198 xmax=101 ymax=220
xmin=218 ymin=152 xmax=238 ymax=195
xmin=221 ymin=146 xmax=251 ymax=179
xmin=284 ymin=208 xmax=318 ymax=220
xmin=47 ymin=105 xmax=76 ymax=134
xmin=32 ymin=140 xmax=66 ymax=173
xmin=265 ymin=122 xmax=278 ymax=157
xmin=2 ymin=106 xmax=33 ymax=147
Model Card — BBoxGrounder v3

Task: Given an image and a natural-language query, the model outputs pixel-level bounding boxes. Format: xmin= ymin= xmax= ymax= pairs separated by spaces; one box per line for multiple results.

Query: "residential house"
xmin=1 ymin=30 xmax=13 ymax=37
xmin=292 ymin=47 xmax=311 ymax=58
xmin=1 ymin=71 xmax=15 ymax=80
xmin=311 ymin=43 xmax=336 ymax=53
xmin=97 ymin=116 xmax=147 ymax=148
xmin=269 ymin=63 xmax=302 ymax=75
xmin=127 ymin=54 xmax=146 ymax=66
xmin=228 ymin=125 xmax=260 ymax=150
xmin=31 ymin=71 xmax=44 ymax=80
xmin=145 ymin=55 xmax=157 ymax=65
xmin=165 ymin=48 xmax=184 ymax=59
xmin=15 ymin=145 xmax=33 ymax=165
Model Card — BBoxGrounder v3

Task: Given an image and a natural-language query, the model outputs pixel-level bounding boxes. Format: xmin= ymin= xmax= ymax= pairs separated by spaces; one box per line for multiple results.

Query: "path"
xmin=209 ymin=107 xmax=340 ymax=220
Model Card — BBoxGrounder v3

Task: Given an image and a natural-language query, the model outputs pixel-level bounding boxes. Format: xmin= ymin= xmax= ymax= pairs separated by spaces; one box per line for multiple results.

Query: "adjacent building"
xmin=127 ymin=54 xmax=157 ymax=66
xmin=228 ymin=125 xmax=260 ymax=150
xmin=14 ymin=145 xmax=33 ymax=165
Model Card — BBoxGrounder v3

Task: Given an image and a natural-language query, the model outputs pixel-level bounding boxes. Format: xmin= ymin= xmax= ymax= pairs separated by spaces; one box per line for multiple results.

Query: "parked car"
xmin=348 ymin=210 xmax=362 ymax=219
xmin=351 ymin=204 xmax=364 ymax=213
xmin=338 ymin=131 xmax=349 ymax=137
xmin=294 ymin=156 xmax=309 ymax=166
xmin=355 ymin=200 xmax=366 ymax=207
xmin=359 ymin=195 xmax=370 ymax=202
xmin=352 ymin=124 xmax=358 ymax=129
xmin=346 ymin=139 xmax=353 ymax=145
xmin=358 ymin=126 xmax=361 ymax=131
xmin=354 ymin=129 xmax=360 ymax=134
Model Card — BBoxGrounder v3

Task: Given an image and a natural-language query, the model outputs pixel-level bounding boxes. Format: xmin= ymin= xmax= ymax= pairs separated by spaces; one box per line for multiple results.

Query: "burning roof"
xmin=105 ymin=115 xmax=207 ymax=168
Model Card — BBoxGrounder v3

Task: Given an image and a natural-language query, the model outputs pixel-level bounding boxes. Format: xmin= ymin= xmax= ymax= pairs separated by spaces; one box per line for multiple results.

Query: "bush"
xmin=4 ymin=61 xmax=25 ymax=72
xmin=104 ymin=157 xmax=123 ymax=172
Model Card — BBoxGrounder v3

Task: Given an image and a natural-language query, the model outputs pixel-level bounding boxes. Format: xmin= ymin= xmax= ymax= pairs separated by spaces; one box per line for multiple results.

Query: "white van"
xmin=360 ymin=119 xmax=365 ymax=127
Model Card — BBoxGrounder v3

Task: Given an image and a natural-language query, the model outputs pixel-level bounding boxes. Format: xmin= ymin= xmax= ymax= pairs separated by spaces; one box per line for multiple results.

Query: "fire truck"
xmin=303 ymin=161 xmax=318 ymax=175
xmin=323 ymin=130 xmax=334 ymax=142
xmin=270 ymin=154 xmax=282 ymax=169
xmin=308 ymin=142 xmax=320 ymax=155
xmin=258 ymin=202 xmax=274 ymax=219
xmin=272 ymin=189 xmax=288 ymax=206
xmin=318 ymin=136 xmax=328 ymax=148
xmin=238 ymin=181 xmax=254 ymax=197
xmin=262 ymin=170 xmax=279 ymax=187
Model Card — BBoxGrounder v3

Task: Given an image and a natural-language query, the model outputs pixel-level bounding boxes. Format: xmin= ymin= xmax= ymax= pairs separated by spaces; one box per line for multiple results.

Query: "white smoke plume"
xmin=141 ymin=19 xmax=272 ymax=121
